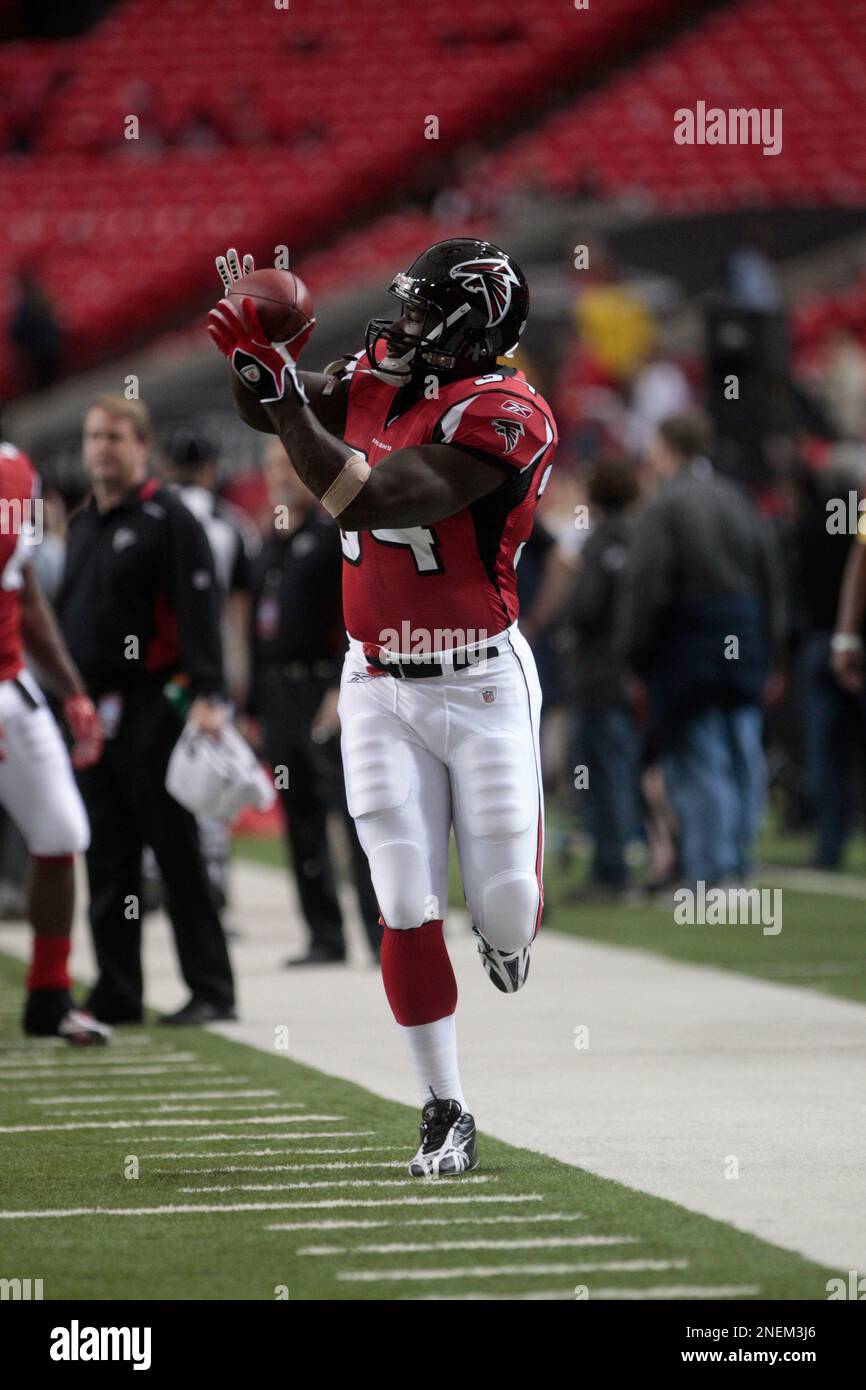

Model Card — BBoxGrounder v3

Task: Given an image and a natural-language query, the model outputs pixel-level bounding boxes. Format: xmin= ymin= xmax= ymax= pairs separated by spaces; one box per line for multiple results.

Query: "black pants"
xmin=76 ymin=686 xmax=235 ymax=1019
xmin=259 ymin=669 xmax=382 ymax=958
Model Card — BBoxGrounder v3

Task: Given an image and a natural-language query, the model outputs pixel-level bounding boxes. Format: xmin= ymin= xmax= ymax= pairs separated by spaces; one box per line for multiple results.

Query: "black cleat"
xmin=408 ymin=1093 xmax=478 ymax=1178
xmin=23 ymin=990 xmax=112 ymax=1046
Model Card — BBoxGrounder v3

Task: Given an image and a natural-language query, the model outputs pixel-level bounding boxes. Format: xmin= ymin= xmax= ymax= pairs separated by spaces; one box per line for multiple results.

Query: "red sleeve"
xmin=435 ymin=391 xmax=557 ymax=473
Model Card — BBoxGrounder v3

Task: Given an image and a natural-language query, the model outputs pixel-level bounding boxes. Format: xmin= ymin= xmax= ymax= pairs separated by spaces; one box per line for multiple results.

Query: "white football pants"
xmin=338 ymin=623 xmax=543 ymax=949
xmin=0 ymin=670 xmax=90 ymax=856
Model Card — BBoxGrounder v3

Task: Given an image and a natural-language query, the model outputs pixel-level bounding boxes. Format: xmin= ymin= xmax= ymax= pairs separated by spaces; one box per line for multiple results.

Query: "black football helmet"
xmin=365 ymin=238 xmax=530 ymax=386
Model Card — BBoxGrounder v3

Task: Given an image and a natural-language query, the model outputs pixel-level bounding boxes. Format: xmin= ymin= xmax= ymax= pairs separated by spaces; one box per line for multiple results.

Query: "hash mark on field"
xmin=0 ymin=1052 xmax=197 ymax=1068
xmin=0 ymin=1077 xmax=256 ymax=1094
xmin=134 ymin=1129 xmax=369 ymax=1143
xmin=416 ymin=1284 xmax=762 ymax=1300
xmin=0 ymin=1113 xmax=342 ymax=1134
xmin=162 ymin=1161 xmax=405 ymax=1174
xmin=587 ymin=1284 xmax=762 ymax=1300
xmin=302 ymin=1235 xmax=637 ymax=1255
xmin=31 ymin=1090 xmax=277 ymax=1106
xmin=0 ymin=1194 xmax=542 ymax=1219
xmin=267 ymin=1213 xmax=587 ymax=1233
xmin=40 ymin=1102 xmax=294 ymax=1118
xmin=178 ymin=1176 xmax=496 ymax=1193
xmin=0 ymin=1065 xmax=226 ymax=1080
xmin=340 ymin=1259 xmax=690 ymax=1283
xmin=151 ymin=1146 xmax=398 ymax=1158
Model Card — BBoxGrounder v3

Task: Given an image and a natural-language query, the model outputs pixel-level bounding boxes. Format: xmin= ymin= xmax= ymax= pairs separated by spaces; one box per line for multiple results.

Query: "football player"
xmin=209 ymin=240 xmax=557 ymax=1175
xmin=0 ymin=442 xmax=108 ymax=1044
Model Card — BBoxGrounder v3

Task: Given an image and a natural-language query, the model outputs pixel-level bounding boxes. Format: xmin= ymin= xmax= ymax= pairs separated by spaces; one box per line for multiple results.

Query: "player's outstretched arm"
xmin=229 ymin=369 xmax=348 ymax=437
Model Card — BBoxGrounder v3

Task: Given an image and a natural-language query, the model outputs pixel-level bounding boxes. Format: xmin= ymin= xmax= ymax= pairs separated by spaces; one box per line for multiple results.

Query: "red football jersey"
xmin=338 ymin=352 xmax=558 ymax=655
xmin=0 ymin=443 xmax=38 ymax=681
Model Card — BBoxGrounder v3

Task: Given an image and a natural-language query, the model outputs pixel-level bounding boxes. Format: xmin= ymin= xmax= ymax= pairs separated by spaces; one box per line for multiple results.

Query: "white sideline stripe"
xmin=135 ymin=1130 xmax=371 ymax=1144
xmin=340 ymin=1259 xmax=690 ymax=1283
xmin=267 ymin=1213 xmax=587 ymax=1233
xmin=413 ymin=1284 xmax=761 ymax=1301
xmin=0 ymin=1114 xmax=341 ymax=1134
xmin=0 ymin=1194 xmax=542 ymax=1220
xmin=178 ymin=1176 xmax=497 ymax=1193
xmin=32 ymin=1090 xmax=277 ymax=1105
xmin=152 ymin=1147 xmax=398 ymax=1158
xmin=302 ymin=1235 xmax=637 ymax=1255
xmin=162 ymin=1161 xmax=405 ymax=1174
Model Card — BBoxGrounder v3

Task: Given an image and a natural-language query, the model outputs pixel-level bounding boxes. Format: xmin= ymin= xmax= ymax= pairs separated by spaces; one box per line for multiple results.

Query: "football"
xmin=227 ymin=267 xmax=315 ymax=347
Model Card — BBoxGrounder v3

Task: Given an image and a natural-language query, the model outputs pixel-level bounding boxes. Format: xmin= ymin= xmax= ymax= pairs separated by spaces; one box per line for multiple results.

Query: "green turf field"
xmin=0 ymin=953 xmax=839 ymax=1301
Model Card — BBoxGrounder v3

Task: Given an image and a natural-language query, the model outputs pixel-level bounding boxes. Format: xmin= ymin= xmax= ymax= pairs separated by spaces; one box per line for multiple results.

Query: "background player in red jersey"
xmin=0 ymin=443 xmax=107 ymax=1044
xmin=209 ymin=240 xmax=558 ymax=1175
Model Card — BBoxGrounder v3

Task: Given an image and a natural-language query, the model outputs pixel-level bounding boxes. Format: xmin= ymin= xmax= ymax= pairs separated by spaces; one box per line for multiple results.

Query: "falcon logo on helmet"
xmin=364 ymin=238 xmax=530 ymax=386
xmin=492 ymin=418 xmax=525 ymax=454
xmin=449 ymin=258 xmax=522 ymax=328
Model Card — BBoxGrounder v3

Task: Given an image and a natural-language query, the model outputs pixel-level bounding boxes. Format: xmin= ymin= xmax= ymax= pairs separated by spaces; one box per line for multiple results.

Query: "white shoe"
xmin=408 ymin=1094 xmax=478 ymax=1178
xmin=471 ymin=923 xmax=531 ymax=993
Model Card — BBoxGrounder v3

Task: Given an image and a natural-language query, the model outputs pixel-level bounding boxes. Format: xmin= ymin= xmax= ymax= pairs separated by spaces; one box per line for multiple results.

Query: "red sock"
xmin=27 ymin=936 xmax=71 ymax=993
xmin=380 ymin=919 xmax=457 ymax=1026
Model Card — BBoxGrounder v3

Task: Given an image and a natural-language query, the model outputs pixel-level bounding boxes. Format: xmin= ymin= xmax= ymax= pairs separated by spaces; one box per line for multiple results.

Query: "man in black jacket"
xmin=247 ymin=439 xmax=381 ymax=965
xmin=621 ymin=411 xmax=785 ymax=887
xmin=57 ymin=396 xmax=236 ymax=1025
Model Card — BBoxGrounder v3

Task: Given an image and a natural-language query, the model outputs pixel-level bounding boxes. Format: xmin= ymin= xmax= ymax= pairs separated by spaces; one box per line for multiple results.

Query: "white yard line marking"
xmin=0 ymin=1065 xmax=226 ymax=1080
xmin=0 ymin=1194 xmax=543 ymax=1220
xmin=178 ymin=1176 xmax=496 ymax=1193
xmin=0 ymin=1052 xmax=198 ymax=1068
xmin=267 ymin=1212 xmax=586 ymax=1233
xmin=31 ymin=1090 xmax=278 ymax=1106
xmin=340 ymin=1259 xmax=690 ymax=1283
xmin=152 ymin=1146 xmax=398 ymax=1158
xmin=40 ymin=1102 xmax=294 ymax=1117
xmin=0 ymin=1077 xmax=256 ymax=1093
xmin=587 ymin=1284 xmax=762 ymax=1300
xmin=161 ymin=1161 xmax=405 ymax=1173
xmin=302 ymin=1235 xmax=637 ymax=1255
xmin=0 ymin=1114 xmax=340 ymax=1134
xmin=134 ymin=1130 xmax=372 ymax=1144
xmin=412 ymin=1284 xmax=761 ymax=1301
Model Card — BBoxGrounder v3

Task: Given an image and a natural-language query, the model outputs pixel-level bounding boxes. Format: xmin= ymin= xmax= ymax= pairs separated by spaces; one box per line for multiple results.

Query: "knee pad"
xmin=370 ymin=840 xmax=438 ymax=930
xmin=454 ymin=733 xmax=535 ymax=841
xmin=29 ymin=805 xmax=90 ymax=857
xmin=477 ymin=869 xmax=540 ymax=952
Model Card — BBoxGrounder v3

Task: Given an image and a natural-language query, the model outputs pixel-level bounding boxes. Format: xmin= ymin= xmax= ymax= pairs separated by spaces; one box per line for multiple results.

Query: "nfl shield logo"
xmin=481 ymin=687 xmax=496 ymax=704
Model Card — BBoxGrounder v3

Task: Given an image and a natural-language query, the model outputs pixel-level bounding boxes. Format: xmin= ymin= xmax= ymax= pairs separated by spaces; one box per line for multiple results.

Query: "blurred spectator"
xmin=622 ymin=411 xmax=786 ymax=887
xmin=724 ymin=222 xmax=783 ymax=312
xmin=248 ymin=439 xmax=382 ymax=967
xmin=568 ymin=455 xmax=642 ymax=900
xmin=627 ymin=346 xmax=693 ymax=452
xmin=791 ymin=448 xmax=866 ymax=867
xmin=819 ymin=329 xmax=866 ymax=442
xmin=9 ymin=268 xmax=62 ymax=391
xmin=160 ymin=426 xmax=262 ymax=913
